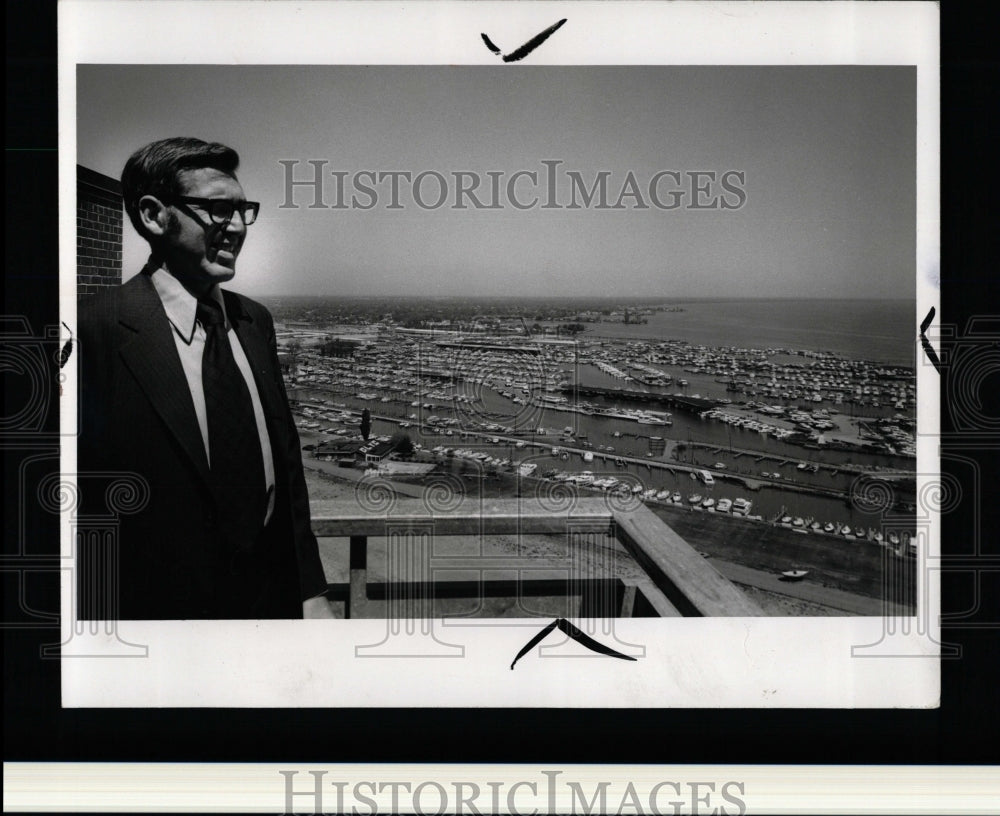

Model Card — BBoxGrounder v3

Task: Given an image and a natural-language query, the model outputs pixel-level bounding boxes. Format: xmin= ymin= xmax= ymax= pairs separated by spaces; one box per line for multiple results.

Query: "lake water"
xmin=573 ymin=298 xmax=916 ymax=365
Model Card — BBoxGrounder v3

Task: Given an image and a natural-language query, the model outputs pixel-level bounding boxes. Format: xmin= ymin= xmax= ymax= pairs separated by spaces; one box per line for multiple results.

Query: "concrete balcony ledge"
xmin=310 ymin=497 xmax=762 ymax=618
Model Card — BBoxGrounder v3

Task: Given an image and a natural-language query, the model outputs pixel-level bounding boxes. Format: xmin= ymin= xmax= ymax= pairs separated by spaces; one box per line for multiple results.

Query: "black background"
xmin=4 ymin=0 xmax=998 ymax=769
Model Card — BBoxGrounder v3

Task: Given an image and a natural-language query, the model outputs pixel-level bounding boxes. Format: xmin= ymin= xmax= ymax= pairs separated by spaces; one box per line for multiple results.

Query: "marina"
xmin=293 ymin=400 xmax=916 ymax=551
xmin=278 ymin=298 xmax=919 ymax=585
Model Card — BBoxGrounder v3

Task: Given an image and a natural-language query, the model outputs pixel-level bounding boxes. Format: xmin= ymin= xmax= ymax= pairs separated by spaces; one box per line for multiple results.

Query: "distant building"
xmin=276 ymin=352 xmax=294 ymax=376
xmin=313 ymin=439 xmax=364 ymax=460
xmin=321 ymin=338 xmax=363 ymax=358
xmin=364 ymin=439 xmax=398 ymax=465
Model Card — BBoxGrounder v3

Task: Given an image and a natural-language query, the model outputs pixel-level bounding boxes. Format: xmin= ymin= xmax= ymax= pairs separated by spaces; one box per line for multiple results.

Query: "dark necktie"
xmin=197 ymin=297 xmax=266 ymax=552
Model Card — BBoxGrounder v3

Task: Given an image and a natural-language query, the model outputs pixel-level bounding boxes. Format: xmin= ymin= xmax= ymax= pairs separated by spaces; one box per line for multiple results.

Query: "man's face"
xmin=160 ymin=167 xmax=249 ymax=294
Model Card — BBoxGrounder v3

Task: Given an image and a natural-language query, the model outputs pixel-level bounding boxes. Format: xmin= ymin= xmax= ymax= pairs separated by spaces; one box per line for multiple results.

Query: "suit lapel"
xmin=224 ymin=292 xmax=295 ymax=521
xmin=117 ymin=272 xmax=211 ymax=484
xmin=224 ymin=291 xmax=285 ymax=424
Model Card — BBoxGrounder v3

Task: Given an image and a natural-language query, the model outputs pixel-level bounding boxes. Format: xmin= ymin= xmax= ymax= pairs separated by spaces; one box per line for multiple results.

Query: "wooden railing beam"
xmin=613 ymin=505 xmax=762 ymax=616
xmin=311 ymin=497 xmax=762 ymax=617
xmin=347 ymin=534 xmax=368 ymax=619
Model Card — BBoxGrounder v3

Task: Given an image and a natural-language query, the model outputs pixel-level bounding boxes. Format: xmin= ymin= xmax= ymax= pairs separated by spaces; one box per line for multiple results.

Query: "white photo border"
xmin=58 ymin=0 xmax=940 ymax=710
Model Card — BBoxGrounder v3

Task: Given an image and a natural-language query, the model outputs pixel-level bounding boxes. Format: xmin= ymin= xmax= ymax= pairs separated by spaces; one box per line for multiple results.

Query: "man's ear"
xmin=138 ymin=195 xmax=170 ymax=237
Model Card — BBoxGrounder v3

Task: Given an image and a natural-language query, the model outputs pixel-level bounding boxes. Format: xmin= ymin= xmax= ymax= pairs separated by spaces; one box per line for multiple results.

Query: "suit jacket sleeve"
xmin=260 ymin=308 xmax=329 ymax=601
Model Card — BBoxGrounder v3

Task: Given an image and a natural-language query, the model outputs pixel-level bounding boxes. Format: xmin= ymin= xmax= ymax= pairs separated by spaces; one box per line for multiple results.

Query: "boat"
xmin=688 ymin=494 xmax=703 ymax=505
xmin=655 ymin=490 xmax=670 ymax=501
xmin=780 ymin=570 xmax=809 ymax=580
xmin=716 ymin=498 xmax=732 ymax=513
xmin=792 ymin=517 xmax=805 ymax=528
xmin=671 ymin=492 xmax=682 ymax=503
xmin=780 ymin=515 xmax=792 ymax=525
xmin=702 ymin=497 xmax=716 ymax=509
xmin=732 ymin=498 xmax=752 ymax=515
xmin=824 ymin=522 xmax=835 ymax=533
xmin=699 ymin=470 xmax=715 ymax=486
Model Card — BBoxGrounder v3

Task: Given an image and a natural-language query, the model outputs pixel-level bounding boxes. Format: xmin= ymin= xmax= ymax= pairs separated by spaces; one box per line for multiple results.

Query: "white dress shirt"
xmin=151 ymin=267 xmax=276 ymax=524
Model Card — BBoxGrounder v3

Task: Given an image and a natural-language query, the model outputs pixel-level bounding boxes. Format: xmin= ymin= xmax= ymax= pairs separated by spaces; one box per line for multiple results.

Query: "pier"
xmin=674 ymin=440 xmax=910 ymax=479
xmin=563 ymin=386 xmax=719 ymax=413
xmin=299 ymin=404 xmax=896 ymax=507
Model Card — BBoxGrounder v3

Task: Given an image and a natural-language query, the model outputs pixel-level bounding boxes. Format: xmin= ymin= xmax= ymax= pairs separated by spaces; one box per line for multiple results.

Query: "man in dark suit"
xmin=78 ymin=137 xmax=332 ymax=619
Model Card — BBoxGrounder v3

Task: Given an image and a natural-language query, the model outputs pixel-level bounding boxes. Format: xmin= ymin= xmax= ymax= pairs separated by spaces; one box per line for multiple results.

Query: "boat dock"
xmin=674 ymin=440 xmax=907 ymax=478
xmin=565 ymin=386 xmax=719 ymax=413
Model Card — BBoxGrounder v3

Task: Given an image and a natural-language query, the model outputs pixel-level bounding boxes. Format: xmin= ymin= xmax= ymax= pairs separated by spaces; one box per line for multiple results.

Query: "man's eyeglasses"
xmin=169 ymin=196 xmax=260 ymax=226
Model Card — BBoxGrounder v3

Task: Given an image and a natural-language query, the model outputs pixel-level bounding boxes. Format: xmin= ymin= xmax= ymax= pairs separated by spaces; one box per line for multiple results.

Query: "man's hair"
xmin=121 ymin=137 xmax=240 ymax=240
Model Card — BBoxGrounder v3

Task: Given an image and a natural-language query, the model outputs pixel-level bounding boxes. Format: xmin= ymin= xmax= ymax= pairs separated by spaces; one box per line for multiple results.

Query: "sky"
xmin=77 ymin=65 xmax=915 ymax=299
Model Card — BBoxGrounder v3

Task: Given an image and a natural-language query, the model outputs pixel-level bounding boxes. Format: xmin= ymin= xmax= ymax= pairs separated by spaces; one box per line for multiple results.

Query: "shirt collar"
xmin=149 ymin=264 xmax=227 ymax=343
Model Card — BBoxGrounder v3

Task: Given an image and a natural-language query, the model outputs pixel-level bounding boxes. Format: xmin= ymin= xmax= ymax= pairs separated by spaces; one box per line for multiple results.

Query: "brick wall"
xmin=77 ymin=165 xmax=123 ymax=296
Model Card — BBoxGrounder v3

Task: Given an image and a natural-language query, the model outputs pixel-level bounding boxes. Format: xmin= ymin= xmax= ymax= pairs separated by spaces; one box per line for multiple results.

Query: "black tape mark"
xmin=481 ymin=33 xmax=501 ymax=56
xmin=510 ymin=617 xmax=638 ymax=669
xmin=482 ymin=19 xmax=567 ymax=63
xmin=59 ymin=322 xmax=73 ymax=369
xmin=919 ymin=306 xmax=941 ymax=374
